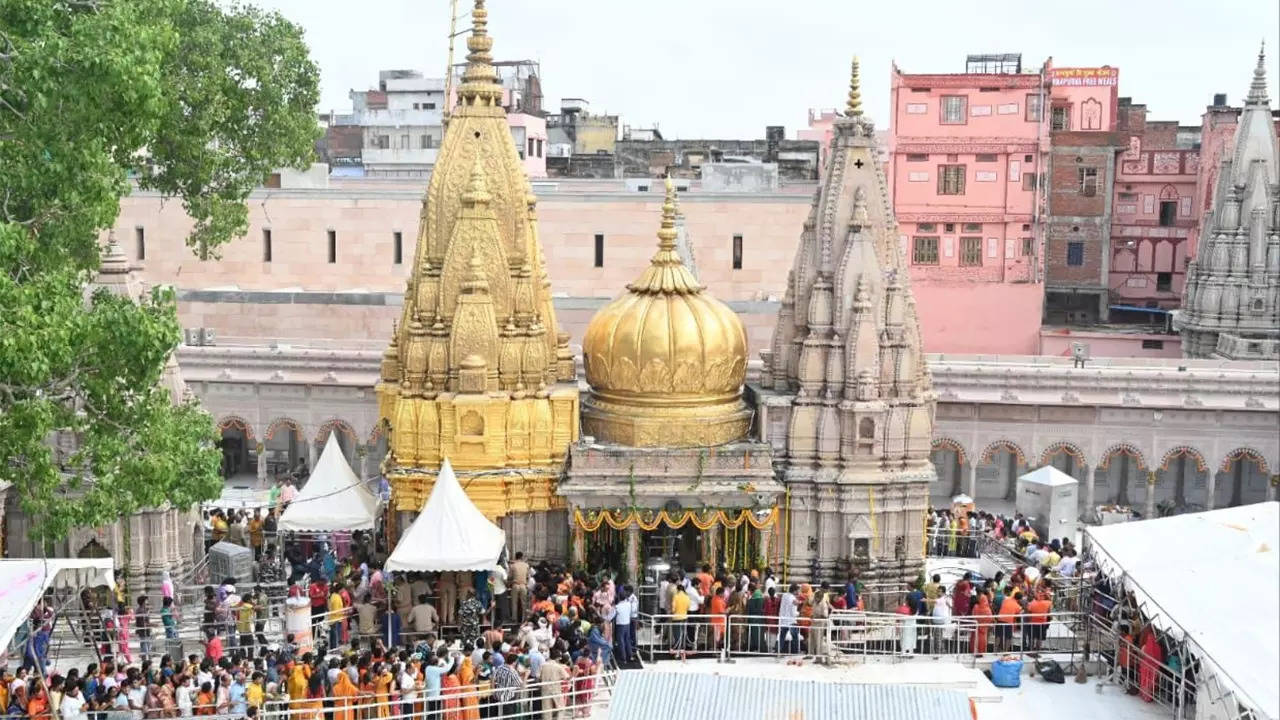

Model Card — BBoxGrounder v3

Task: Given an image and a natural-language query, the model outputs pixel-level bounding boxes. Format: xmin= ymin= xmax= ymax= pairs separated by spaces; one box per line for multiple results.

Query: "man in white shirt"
xmin=683 ymin=579 xmax=704 ymax=650
xmin=1058 ymin=549 xmax=1079 ymax=577
xmin=489 ymin=564 xmax=508 ymax=627
xmin=778 ymin=583 xmax=800 ymax=654
xmin=614 ymin=585 xmax=638 ymax=663
xmin=60 ymin=685 xmax=86 ymax=720
xmin=930 ymin=591 xmax=954 ymax=653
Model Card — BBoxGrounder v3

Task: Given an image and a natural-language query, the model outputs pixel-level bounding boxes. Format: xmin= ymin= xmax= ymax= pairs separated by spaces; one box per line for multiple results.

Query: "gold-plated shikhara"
xmin=581 ymin=177 xmax=751 ymax=447
xmin=375 ymin=0 xmax=579 ymax=519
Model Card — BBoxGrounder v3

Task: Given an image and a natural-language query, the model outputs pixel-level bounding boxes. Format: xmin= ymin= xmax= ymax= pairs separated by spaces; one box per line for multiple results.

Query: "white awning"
xmin=385 ymin=458 xmax=506 ymax=573
xmin=1085 ymin=502 xmax=1279 ymax=720
xmin=0 ymin=558 xmax=116 ymax=651
xmin=278 ymin=434 xmax=380 ymax=532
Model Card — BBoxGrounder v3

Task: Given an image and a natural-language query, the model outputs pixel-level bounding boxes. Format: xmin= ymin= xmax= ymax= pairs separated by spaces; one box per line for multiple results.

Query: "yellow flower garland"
xmin=573 ymin=507 xmax=779 ymax=532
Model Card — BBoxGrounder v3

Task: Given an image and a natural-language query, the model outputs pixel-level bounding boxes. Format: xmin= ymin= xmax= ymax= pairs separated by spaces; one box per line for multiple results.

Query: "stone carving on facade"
xmin=753 ymin=57 xmax=937 ymax=594
xmin=374 ymin=0 xmax=579 ymax=534
xmin=1178 ymin=46 xmax=1280 ymax=359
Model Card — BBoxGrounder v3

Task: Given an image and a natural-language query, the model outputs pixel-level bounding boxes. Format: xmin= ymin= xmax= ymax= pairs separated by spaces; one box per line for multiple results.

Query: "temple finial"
xmin=846 ymin=56 xmax=863 ymax=117
xmin=458 ymin=0 xmax=502 ymax=106
xmin=1247 ymin=40 xmax=1269 ymax=104
xmin=658 ymin=176 xmax=678 ymax=251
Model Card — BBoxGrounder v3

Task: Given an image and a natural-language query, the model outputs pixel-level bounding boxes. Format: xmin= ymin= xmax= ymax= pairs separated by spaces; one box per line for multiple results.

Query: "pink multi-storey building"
xmin=888 ymin=54 xmax=1048 ymax=354
xmin=1108 ymin=99 xmax=1200 ymax=309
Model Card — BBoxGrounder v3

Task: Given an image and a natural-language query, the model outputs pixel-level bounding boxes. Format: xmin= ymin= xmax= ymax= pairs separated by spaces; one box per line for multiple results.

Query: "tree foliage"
xmin=0 ymin=0 xmax=320 ymax=543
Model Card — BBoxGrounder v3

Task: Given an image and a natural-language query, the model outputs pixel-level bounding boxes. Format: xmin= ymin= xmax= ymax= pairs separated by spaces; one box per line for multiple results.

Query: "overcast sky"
xmin=255 ymin=0 xmax=1279 ymax=140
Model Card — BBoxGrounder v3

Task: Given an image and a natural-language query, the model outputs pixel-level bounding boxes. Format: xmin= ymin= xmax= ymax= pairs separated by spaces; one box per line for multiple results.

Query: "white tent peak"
xmin=385 ymin=457 xmax=506 ymax=573
xmin=1018 ymin=465 xmax=1078 ymax=487
xmin=278 ymin=433 xmax=380 ymax=532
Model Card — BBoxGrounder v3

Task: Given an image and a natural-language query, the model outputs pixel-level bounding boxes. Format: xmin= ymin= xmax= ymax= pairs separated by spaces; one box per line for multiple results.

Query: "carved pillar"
xmin=308 ymin=440 xmax=318 ymax=471
xmin=257 ymin=450 xmax=267 ymax=481
xmin=1268 ymin=475 xmax=1278 ymax=503
xmin=1145 ymin=472 xmax=1157 ymax=520
xmin=1084 ymin=465 xmax=1095 ymax=520
xmin=570 ymin=509 xmax=586 ymax=567
xmin=758 ymin=521 xmax=774 ymax=572
xmin=704 ymin=525 xmax=720 ymax=570
xmin=624 ymin=525 xmax=641 ymax=585
xmin=967 ymin=464 xmax=978 ymax=499
xmin=1205 ymin=472 xmax=1216 ymax=511
xmin=361 ymin=447 xmax=371 ymax=479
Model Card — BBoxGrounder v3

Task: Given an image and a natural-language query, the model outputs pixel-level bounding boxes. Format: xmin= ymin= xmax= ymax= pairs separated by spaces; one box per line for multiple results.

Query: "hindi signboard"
xmin=1049 ymin=67 xmax=1119 ymax=87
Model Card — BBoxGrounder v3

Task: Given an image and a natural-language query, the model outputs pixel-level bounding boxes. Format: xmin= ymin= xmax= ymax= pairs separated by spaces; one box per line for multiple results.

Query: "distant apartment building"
xmin=318 ymin=63 xmax=547 ymax=178
xmin=1106 ymin=98 xmax=1201 ymax=313
xmin=888 ymin=53 xmax=1048 ymax=354
xmin=1041 ymin=66 xmax=1125 ymax=325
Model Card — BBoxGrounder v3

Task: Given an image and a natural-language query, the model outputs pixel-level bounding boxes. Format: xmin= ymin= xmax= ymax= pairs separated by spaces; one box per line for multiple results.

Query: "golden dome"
xmin=582 ymin=178 xmax=750 ymax=447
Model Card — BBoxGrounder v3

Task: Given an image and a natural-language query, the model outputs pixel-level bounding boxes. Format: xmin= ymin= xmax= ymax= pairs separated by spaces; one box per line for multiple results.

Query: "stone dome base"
xmin=581 ymin=393 xmax=752 ymax=448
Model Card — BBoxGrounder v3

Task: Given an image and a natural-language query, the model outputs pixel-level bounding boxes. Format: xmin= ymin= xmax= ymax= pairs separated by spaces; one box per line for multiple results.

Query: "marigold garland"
xmin=572 ymin=506 xmax=779 ymax=532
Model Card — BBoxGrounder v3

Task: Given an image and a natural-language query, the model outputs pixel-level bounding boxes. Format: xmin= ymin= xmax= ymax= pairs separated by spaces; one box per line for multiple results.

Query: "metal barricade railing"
xmin=257 ymin=669 xmax=617 ymax=720
xmin=1087 ymin=614 xmax=1195 ymax=719
xmin=635 ymin=608 xmax=1087 ymax=667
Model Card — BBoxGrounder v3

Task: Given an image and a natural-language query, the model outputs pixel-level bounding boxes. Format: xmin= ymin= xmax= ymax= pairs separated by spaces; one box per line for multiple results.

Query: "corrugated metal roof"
xmin=609 ymin=671 xmax=972 ymax=720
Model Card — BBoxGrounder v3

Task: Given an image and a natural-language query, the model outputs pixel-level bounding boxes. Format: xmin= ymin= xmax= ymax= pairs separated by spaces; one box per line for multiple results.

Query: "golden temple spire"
xmin=458 ymin=0 xmax=503 ymax=107
xmin=846 ymin=55 xmax=863 ymax=117
xmin=627 ymin=177 xmax=703 ymax=295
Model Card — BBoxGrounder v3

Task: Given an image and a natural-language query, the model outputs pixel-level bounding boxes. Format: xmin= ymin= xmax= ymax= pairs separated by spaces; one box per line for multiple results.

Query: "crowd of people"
xmin=4 ymin=485 xmax=1206 ymax=720
xmin=653 ymin=565 xmax=865 ymax=659
xmin=11 ymin=543 xmax=654 ymax=720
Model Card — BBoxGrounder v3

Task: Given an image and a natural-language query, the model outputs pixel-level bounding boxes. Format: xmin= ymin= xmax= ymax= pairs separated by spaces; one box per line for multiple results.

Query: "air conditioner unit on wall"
xmin=184 ymin=328 xmax=201 ymax=346
xmin=201 ymin=328 xmax=216 ymax=346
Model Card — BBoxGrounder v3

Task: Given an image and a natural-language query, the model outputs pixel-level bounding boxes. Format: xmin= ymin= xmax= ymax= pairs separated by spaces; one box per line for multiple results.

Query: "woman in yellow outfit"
xmin=372 ymin=663 xmax=394 ymax=720
xmin=287 ymin=664 xmax=309 ymax=702
xmin=458 ymin=657 xmax=481 ymax=720
xmin=332 ymin=669 xmax=360 ymax=720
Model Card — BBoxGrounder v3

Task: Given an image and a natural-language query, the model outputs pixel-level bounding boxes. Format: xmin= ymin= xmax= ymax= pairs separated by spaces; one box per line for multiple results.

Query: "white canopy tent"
xmin=385 ymin=458 xmax=506 ymax=572
xmin=278 ymin=434 xmax=380 ymax=532
xmin=1085 ymin=502 xmax=1279 ymax=720
xmin=0 ymin=558 xmax=116 ymax=651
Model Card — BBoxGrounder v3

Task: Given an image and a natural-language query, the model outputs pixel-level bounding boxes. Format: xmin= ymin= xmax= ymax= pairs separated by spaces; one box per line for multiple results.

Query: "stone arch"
xmin=975 ymin=439 xmax=1029 ymax=504
xmin=1159 ymin=184 xmax=1179 ymax=200
xmin=1215 ymin=447 xmax=1270 ymax=509
xmin=216 ymin=415 xmax=255 ymax=442
xmin=314 ymin=418 xmax=359 ymax=446
xmin=217 ymin=415 xmax=255 ymax=480
xmin=1219 ymin=447 xmax=1269 ymax=475
xmin=1159 ymin=446 xmax=1207 ymax=473
xmin=1097 ymin=443 xmax=1148 ymax=471
xmin=932 ymin=438 xmax=968 ymax=466
xmin=929 ymin=438 xmax=970 ymax=508
xmin=263 ymin=417 xmax=306 ymax=477
xmin=315 ymin=418 xmax=360 ymax=468
xmin=1038 ymin=441 xmax=1088 ymax=468
xmin=1097 ymin=443 xmax=1149 ymax=510
xmin=979 ymin=439 xmax=1027 ymax=466
xmin=265 ymin=417 xmax=304 ymax=442
xmin=1038 ymin=441 xmax=1090 ymax=514
xmin=1155 ymin=446 xmax=1210 ymax=514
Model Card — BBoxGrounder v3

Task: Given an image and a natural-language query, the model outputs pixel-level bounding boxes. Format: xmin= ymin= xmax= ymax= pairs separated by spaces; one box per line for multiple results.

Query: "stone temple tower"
xmin=1177 ymin=46 xmax=1280 ymax=360
xmin=375 ymin=0 xmax=579 ymax=559
xmin=754 ymin=58 xmax=937 ymax=594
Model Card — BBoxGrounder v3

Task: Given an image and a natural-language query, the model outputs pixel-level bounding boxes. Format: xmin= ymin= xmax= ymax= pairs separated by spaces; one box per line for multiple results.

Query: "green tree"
xmin=0 ymin=0 xmax=320 ymax=543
